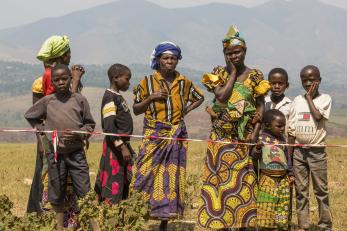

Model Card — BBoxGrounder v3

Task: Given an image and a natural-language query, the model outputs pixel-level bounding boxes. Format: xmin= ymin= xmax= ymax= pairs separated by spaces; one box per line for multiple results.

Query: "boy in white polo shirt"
xmin=265 ymin=67 xmax=292 ymax=137
xmin=265 ymin=67 xmax=292 ymax=118
xmin=288 ymin=65 xmax=332 ymax=231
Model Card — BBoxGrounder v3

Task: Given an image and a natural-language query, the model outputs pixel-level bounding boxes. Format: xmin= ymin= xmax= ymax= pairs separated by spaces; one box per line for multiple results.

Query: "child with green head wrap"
xmin=36 ymin=35 xmax=70 ymax=62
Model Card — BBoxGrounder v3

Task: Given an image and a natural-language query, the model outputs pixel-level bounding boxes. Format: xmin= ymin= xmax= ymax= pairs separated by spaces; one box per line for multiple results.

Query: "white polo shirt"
xmin=265 ymin=95 xmax=292 ymax=119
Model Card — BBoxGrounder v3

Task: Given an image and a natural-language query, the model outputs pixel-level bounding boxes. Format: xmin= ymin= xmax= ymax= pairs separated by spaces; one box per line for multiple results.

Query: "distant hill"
xmin=0 ymin=60 xmax=346 ymax=109
xmin=0 ymin=61 xmax=204 ymax=95
xmin=0 ymin=87 xmax=212 ymax=142
xmin=1 ymin=87 xmax=346 ymax=143
xmin=0 ymin=0 xmax=346 ymax=80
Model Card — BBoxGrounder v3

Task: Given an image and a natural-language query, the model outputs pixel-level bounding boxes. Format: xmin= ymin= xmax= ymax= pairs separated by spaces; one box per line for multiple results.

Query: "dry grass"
xmin=0 ymin=139 xmax=346 ymax=230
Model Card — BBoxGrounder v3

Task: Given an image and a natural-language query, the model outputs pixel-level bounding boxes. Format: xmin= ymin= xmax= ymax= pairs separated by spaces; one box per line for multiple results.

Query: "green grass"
xmin=0 ymin=140 xmax=346 ymax=230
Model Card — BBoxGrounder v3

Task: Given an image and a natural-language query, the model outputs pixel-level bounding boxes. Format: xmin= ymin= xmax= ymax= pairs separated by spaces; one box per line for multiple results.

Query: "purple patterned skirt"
xmin=132 ymin=119 xmax=188 ymax=220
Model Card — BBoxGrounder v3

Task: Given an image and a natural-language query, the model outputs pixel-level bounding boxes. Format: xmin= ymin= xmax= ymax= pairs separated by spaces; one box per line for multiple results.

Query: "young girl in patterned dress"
xmin=94 ymin=64 xmax=135 ymax=204
xmin=252 ymin=109 xmax=294 ymax=230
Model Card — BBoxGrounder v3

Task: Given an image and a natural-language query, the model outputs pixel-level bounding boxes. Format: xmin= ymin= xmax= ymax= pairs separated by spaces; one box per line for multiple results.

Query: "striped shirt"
xmin=134 ymin=71 xmax=204 ymax=124
xmin=101 ymin=89 xmax=133 ymax=146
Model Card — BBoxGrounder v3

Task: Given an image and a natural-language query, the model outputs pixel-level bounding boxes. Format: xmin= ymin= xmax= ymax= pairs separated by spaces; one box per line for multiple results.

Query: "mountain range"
xmin=0 ymin=0 xmax=346 ymax=79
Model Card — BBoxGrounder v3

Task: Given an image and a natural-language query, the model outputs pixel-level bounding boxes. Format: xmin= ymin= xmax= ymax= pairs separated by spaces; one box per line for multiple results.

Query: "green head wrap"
xmin=36 ymin=35 xmax=70 ymax=62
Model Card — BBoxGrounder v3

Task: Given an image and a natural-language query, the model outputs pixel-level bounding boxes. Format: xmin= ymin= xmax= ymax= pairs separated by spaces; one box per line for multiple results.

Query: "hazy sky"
xmin=0 ymin=0 xmax=346 ymax=29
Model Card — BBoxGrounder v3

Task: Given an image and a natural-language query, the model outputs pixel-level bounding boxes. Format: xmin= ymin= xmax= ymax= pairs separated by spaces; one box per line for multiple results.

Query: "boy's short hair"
xmin=51 ymin=64 xmax=71 ymax=77
xmin=107 ymin=64 xmax=130 ymax=82
xmin=300 ymin=65 xmax=320 ymax=78
xmin=263 ymin=109 xmax=285 ymax=126
xmin=268 ymin=67 xmax=288 ymax=83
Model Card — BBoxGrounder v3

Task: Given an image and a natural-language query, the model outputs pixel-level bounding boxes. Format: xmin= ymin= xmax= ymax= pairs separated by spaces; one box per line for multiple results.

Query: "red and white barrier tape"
xmin=52 ymin=129 xmax=58 ymax=162
xmin=0 ymin=128 xmax=346 ymax=148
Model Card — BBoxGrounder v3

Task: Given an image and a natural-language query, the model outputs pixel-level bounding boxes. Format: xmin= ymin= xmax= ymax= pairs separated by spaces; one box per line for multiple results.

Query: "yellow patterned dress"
xmin=253 ymin=131 xmax=291 ymax=229
xmin=197 ymin=67 xmax=270 ymax=229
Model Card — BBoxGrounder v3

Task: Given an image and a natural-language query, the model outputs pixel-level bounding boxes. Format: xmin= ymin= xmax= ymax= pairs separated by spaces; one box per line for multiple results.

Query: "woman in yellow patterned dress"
xmin=197 ymin=26 xmax=271 ymax=230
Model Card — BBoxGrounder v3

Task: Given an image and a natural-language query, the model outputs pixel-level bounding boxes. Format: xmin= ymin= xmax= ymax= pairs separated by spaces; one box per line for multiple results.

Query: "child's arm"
xmin=250 ymin=142 xmax=263 ymax=160
xmin=33 ymin=93 xmax=44 ymax=104
xmin=31 ymin=91 xmax=45 ymax=154
xmin=287 ymin=102 xmax=296 ymax=156
xmin=247 ymin=95 xmax=265 ymax=143
xmin=285 ymin=146 xmax=294 ymax=176
xmin=24 ymin=97 xmax=47 ymax=129
xmin=305 ymin=81 xmax=323 ymax=121
xmin=63 ymin=96 xmax=95 ymax=142
xmin=287 ymin=135 xmax=295 ymax=157
xmin=81 ymin=96 xmax=96 ymax=138
xmin=250 ymin=133 xmax=262 ymax=160
xmin=102 ymin=96 xmax=131 ymax=162
xmin=286 ymin=144 xmax=295 ymax=184
xmin=70 ymin=65 xmax=85 ymax=93
xmin=306 ymin=83 xmax=332 ymax=123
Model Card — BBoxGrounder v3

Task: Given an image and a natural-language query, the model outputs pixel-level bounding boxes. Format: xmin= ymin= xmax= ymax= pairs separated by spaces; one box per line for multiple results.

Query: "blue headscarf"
xmin=150 ymin=41 xmax=182 ymax=70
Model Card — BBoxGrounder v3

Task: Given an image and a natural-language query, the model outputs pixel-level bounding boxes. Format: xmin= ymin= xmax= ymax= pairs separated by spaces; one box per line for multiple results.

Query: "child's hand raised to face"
xmin=300 ymin=65 xmax=321 ymax=99
xmin=306 ymin=80 xmax=319 ymax=99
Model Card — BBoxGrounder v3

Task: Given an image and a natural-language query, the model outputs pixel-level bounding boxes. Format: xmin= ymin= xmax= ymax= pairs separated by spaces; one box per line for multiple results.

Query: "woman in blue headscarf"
xmin=131 ymin=41 xmax=204 ymax=230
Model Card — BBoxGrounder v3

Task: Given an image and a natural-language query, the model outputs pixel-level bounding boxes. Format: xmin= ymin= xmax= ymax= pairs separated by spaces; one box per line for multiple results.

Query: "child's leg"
xmin=26 ymin=147 xmax=44 ymax=213
xmin=257 ymin=174 xmax=280 ymax=229
xmin=293 ymin=148 xmax=310 ymax=230
xmin=65 ymin=149 xmax=91 ymax=199
xmin=123 ymin=159 xmax=132 ymax=200
xmin=307 ymin=148 xmax=332 ymax=231
xmin=275 ymin=176 xmax=291 ymax=230
xmin=47 ymin=153 xmax=68 ymax=205
xmin=46 ymin=152 xmax=68 ymax=230
xmin=66 ymin=150 xmax=101 ymax=230
xmin=52 ymin=204 xmax=65 ymax=231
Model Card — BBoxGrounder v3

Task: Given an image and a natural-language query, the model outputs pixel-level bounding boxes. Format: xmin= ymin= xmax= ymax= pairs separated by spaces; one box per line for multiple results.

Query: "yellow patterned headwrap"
xmin=222 ymin=25 xmax=246 ymax=49
xmin=36 ymin=35 xmax=70 ymax=62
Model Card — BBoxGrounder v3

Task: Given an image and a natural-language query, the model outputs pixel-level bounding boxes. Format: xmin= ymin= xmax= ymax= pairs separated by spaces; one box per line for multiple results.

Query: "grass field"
xmin=0 ymin=140 xmax=346 ymax=230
